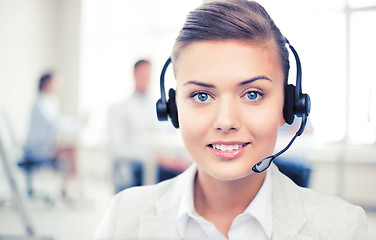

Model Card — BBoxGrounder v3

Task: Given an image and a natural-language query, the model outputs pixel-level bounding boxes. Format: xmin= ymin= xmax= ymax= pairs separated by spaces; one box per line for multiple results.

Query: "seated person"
xmin=22 ymin=72 xmax=77 ymax=198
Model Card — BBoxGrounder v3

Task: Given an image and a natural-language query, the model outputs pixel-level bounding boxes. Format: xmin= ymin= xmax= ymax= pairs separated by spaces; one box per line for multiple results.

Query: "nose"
xmin=213 ymin=98 xmax=241 ymax=133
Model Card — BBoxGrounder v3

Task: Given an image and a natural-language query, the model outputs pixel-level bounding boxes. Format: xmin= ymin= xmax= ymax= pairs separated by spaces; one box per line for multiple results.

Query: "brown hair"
xmin=171 ymin=0 xmax=289 ymax=83
xmin=134 ymin=59 xmax=150 ymax=70
xmin=38 ymin=72 xmax=54 ymax=92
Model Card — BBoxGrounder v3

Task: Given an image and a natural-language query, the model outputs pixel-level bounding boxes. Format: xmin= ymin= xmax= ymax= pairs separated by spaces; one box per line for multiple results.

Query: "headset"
xmin=156 ymin=38 xmax=311 ymax=173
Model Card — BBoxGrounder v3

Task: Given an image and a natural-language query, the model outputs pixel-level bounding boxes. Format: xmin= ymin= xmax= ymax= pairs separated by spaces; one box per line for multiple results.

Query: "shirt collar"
xmin=245 ymin=167 xmax=272 ymax=239
xmin=177 ymin=164 xmax=197 ymax=236
xmin=177 ymin=165 xmax=272 ymax=238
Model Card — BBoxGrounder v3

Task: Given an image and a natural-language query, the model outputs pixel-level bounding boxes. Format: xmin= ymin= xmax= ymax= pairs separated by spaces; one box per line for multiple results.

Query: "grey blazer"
xmin=94 ymin=164 xmax=368 ymax=240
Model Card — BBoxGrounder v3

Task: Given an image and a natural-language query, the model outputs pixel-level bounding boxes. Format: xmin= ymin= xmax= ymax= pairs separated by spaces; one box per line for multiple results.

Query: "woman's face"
xmin=175 ymin=40 xmax=285 ymax=180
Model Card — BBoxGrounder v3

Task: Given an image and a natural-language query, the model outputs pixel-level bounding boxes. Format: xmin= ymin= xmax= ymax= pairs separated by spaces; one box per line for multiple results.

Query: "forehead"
xmin=175 ymin=40 xmax=283 ymax=84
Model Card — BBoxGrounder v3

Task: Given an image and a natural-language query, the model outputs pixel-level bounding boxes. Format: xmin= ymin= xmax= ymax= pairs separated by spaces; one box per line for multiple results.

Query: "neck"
xmin=40 ymin=91 xmax=54 ymax=97
xmin=194 ymin=169 xmax=266 ymax=236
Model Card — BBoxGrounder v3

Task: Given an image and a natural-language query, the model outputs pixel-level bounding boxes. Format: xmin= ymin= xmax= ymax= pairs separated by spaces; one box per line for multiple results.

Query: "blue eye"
xmin=246 ymin=91 xmax=261 ymax=101
xmin=193 ymin=92 xmax=211 ymax=102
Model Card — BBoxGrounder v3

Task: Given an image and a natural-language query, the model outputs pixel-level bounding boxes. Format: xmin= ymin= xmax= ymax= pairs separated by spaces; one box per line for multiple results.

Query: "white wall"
xmin=0 ymin=0 xmax=81 ymax=142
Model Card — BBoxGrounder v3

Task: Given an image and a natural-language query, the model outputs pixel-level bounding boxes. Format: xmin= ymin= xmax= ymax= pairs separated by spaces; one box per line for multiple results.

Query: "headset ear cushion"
xmin=156 ymin=98 xmax=168 ymax=121
xmin=283 ymin=84 xmax=295 ymax=125
xmin=167 ymin=88 xmax=179 ymax=128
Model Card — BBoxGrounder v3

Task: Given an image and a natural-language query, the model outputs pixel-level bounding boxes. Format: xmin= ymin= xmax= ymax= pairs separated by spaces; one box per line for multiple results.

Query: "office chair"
xmin=274 ymin=156 xmax=312 ymax=188
xmin=17 ymin=155 xmax=57 ymax=204
xmin=0 ymin=111 xmax=56 ymax=205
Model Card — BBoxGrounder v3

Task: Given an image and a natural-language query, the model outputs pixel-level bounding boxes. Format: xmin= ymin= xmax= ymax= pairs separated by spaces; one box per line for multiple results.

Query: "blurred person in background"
xmin=21 ymin=71 xmax=78 ymax=201
xmin=108 ymin=60 xmax=190 ymax=193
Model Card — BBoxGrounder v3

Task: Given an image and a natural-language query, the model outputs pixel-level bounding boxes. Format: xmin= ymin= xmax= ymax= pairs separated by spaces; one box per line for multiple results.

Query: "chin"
xmin=202 ymin=166 xmax=255 ymax=181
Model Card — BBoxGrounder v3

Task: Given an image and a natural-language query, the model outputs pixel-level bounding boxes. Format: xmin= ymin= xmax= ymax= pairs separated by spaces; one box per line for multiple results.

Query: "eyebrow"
xmin=183 ymin=75 xmax=271 ymax=89
xmin=183 ymin=81 xmax=216 ymax=88
xmin=239 ymin=75 xmax=272 ymax=86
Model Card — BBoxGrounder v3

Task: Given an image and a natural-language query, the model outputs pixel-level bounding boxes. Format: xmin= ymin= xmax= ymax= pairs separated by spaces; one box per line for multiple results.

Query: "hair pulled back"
xmin=172 ymin=0 xmax=290 ymax=83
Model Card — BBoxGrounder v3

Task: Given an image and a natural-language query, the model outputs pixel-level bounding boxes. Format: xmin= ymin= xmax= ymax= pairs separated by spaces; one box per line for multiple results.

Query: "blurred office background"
xmin=0 ymin=0 xmax=375 ymax=239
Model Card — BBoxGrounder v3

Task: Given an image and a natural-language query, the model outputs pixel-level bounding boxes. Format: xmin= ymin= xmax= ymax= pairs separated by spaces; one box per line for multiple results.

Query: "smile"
xmin=208 ymin=142 xmax=249 ymax=159
xmin=210 ymin=143 xmax=247 ymax=151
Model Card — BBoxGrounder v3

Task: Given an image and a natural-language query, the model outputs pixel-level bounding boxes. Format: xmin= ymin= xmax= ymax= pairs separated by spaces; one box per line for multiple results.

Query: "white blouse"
xmin=177 ymin=168 xmax=272 ymax=240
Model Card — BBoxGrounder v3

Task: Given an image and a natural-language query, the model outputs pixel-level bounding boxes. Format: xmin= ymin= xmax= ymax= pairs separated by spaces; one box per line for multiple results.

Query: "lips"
xmin=208 ymin=142 xmax=249 ymax=160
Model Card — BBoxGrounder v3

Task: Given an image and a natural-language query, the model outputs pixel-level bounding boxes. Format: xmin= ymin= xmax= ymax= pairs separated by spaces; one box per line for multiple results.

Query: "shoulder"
xmin=108 ymin=100 xmax=133 ymax=122
xmin=94 ymin=166 xmax=195 ymax=239
xmin=272 ymin=164 xmax=368 ymax=239
xmin=298 ymin=183 xmax=366 ymax=218
xmin=114 ymin=177 xmax=176 ymax=212
xmin=107 ymin=176 xmax=177 ymax=218
xmin=113 ymin=164 xmax=197 ymax=212
xmin=300 ymin=188 xmax=367 ymax=239
xmin=94 ymin=179 xmax=175 ymax=239
xmin=109 ymin=100 xmax=130 ymax=113
xmin=272 ymin=163 xmax=361 ymax=212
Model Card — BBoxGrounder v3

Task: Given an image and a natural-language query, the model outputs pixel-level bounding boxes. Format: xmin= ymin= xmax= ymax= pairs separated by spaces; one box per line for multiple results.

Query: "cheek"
xmin=249 ymin=115 xmax=279 ymax=143
xmin=244 ymin=101 xmax=284 ymax=141
xmin=178 ymin=101 xmax=210 ymax=143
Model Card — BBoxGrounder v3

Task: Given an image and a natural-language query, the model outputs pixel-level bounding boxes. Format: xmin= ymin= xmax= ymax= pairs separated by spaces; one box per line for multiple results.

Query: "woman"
xmin=22 ymin=72 xmax=77 ymax=199
xmin=95 ymin=1 xmax=368 ymax=239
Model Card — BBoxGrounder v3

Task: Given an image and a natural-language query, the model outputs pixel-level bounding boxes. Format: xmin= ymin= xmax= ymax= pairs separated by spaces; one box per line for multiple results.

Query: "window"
xmin=348 ymin=7 xmax=376 ymax=144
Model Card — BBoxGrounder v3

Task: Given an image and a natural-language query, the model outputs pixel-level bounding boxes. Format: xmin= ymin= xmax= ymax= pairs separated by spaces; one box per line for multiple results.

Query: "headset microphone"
xmin=156 ymin=38 xmax=311 ymax=173
xmin=252 ymin=124 xmax=301 ymax=173
xmin=252 ymin=39 xmax=311 ymax=173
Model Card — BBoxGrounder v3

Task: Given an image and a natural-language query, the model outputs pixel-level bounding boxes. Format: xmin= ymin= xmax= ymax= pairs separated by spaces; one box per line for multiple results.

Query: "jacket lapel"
xmin=138 ymin=213 xmax=180 ymax=239
xmin=138 ymin=165 xmax=197 ymax=239
xmin=271 ymin=164 xmax=312 ymax=240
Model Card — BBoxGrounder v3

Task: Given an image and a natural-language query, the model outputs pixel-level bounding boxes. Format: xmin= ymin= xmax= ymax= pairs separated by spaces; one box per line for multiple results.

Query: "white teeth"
xmin=212 ymin=144 xmax=242 ymax=151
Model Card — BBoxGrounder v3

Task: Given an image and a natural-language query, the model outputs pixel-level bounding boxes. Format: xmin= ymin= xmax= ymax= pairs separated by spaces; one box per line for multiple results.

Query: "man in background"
xmin=108 ymin=60 xmax=190 ymax=193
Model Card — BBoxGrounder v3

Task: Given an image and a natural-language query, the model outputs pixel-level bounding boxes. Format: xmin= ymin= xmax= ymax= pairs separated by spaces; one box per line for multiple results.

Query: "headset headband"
xmin=156 ymin=57 xmax=172 ymax=122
